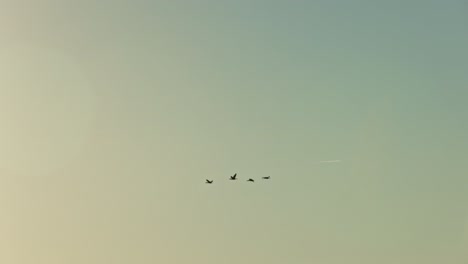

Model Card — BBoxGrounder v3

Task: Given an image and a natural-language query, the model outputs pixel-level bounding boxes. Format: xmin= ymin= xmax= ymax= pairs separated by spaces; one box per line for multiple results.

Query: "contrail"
xmin=319 ymin=160 xmax=342 ymax=163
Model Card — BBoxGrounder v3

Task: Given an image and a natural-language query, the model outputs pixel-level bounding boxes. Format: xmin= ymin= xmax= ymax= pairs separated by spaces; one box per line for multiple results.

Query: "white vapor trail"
xmin=319 ymin=160 xmax=342 ymax=163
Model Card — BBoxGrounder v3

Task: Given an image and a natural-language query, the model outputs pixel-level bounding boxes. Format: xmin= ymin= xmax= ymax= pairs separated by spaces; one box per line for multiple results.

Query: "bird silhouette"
xmin=247 ymin=178 xmax=254 ymax=182
xmin=262 ymin=176 xmax=270 ymax=179
xmin=230 ymin=173 xmax=237 ymax=180
xmin=206 ymin=179 xmax=213 ymax=184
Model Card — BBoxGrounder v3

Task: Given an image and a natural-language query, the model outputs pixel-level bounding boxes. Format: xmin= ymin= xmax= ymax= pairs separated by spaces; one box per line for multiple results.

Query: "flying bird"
xmin=247 ymin=178 xmax=254 ymax=182
xmin=262 ymin=176 xmax=270 ymax=179
xmin=206 ymin=179 xmax=213 ymax=184
xmin=230 ymin=173 xmax=237 ymax=180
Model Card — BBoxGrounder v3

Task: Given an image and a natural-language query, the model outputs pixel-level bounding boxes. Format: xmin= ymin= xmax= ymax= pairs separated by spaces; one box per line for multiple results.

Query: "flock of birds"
xmin=205 ymin=173 xmax=270 ymax=184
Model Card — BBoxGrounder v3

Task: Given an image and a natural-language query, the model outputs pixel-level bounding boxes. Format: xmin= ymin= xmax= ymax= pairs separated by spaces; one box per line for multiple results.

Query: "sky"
xmin=0 ymin=1 xmax=467 ymax=263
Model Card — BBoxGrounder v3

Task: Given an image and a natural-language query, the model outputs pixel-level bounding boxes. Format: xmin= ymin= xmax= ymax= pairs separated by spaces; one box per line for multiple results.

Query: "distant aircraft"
xmin=206 ymin=179 xmax=213 ymax=184
xmin=247 ymin=178 xmax=254 ymax=182
xmin=262 ymin=176 xmax=270 ymax=179
xmin=230 ymin=173 xmax=237 ymax=180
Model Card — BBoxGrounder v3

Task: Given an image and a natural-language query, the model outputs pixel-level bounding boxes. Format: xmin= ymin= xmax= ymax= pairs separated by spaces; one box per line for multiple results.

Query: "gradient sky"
xmin=1 ymin=1 xmax=467 ymax=263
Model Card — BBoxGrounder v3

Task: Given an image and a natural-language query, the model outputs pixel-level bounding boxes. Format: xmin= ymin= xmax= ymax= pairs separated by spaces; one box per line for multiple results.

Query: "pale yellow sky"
xmin=1 ymin=1 xmax=467 ymax=263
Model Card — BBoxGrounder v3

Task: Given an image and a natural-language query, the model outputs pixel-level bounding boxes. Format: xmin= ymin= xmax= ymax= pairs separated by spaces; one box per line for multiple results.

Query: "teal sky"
xmin=1 ymin=1 xmax=467 ymax=263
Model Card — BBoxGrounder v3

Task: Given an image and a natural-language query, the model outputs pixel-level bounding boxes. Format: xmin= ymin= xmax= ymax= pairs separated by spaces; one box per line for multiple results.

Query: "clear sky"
xmin=1 ymin=1 xmax=467 ymax=263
